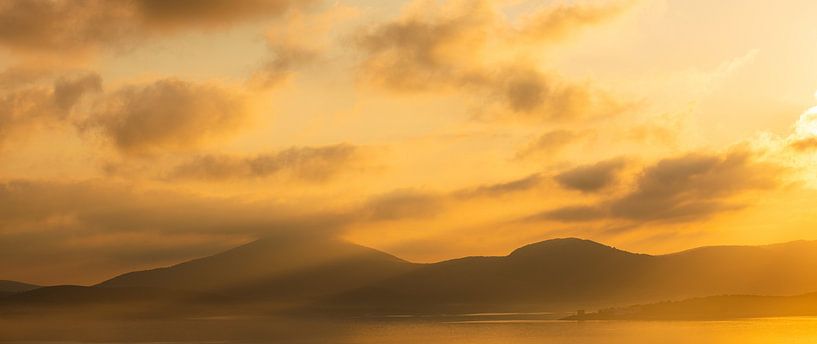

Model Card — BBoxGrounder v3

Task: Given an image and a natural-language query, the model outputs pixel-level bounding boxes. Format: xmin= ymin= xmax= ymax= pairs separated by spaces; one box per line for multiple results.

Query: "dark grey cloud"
xmin=86 ymin=78 xmax=249 ymax=155
xmin=554 ymin=157 xmax=628 ymax=192
xmin=170 ymin=144 xmax=359 ymax=181
xmin=530 ymin=149 xmax=780 ymax=225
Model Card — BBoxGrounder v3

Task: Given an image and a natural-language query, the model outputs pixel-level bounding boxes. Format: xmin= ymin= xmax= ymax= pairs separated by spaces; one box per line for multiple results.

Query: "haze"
xmin=1 ymin=0 xmax=817 ymax=290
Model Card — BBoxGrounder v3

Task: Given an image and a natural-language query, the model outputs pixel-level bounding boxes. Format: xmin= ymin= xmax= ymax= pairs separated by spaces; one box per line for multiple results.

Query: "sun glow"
xmin=793 ymin=91 xmax=817 ymax=137
xmin=796 ymin=110 xmax=817 ymax=137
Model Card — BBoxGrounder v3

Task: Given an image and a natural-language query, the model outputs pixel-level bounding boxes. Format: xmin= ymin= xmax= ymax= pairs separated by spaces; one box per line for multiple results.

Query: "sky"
xmin=1 ymin=0 xmax=817 ymax=285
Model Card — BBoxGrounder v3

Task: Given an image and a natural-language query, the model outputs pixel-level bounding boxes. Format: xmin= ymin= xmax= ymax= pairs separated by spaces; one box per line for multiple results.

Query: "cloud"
xmin=532 ymin=149 xmax=779 ymax=224
xmin=170 ymin=144 xmax=359 ymax=181
xmin=607 ymin=150 xmax=777 ymax=222
xmin=0 ymin=71 xmax=101 ymax=146
xmin=517 ymin=0 xmax=636 ymax=42
xmin=488 ymin=67 xmax=626 ymax=120
xmin=0 ymin=180 xmax=345 ymax=235
xmin=249 ymin=5 xmax=354 ymax=88
xmin=516 ymin=129 xmax=584 ymax=158
xmin=356 ymin=0 xmax=633 ymax=120
xmin=358 ymin=172 xmax=546 ymax=223
xmin=455 ymin=173 xmax=542 ymax=198
xmin=0 ymin=1 xmax=132 ymax=54
xmin=53 ymin=73 xmax=103 ymax=111
xmin=790 ymin=137 xmax=817 ymax=152
xmin=251 ymin=42 xmax=319 ymax=89
xmin=0 ymin=0 xmax=315 ymax=55
xmin=1 ymin=73 xmax=252 ymax=157
xmin=786 ymin=110 xmax=817 ymax=153
xmin=0 ymin=65 xmax=54 ymax=91
xmin=528 ymin=205 xmax=607 ymax=222
xmin=362 ymin=190 xmax=445 ymax=221
xmin=86 ymin=78 xmax=249 ymax=156
xmin=356 ymin=0 xmax=491 ymax=92
xmin=554 ymin=157 xmax=628 ymax=192
xmin=0 ymin=179 xmax=348 ymax=284
xmin=0 ymin=88 xmax=54 ymax=142
xmin=134 ymin=0 xmax=313 ymax=29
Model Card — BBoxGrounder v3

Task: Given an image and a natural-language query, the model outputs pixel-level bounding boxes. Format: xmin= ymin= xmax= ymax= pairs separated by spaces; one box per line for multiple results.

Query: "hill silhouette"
xmin=0 ymin=280 xmax=39 ymax=293
xmin=325 ymin=238 xmax=817 ymax=313
xmin=6 ymin=236 xmax=817 ymax=317
xmin=97 ymin=232 xmax=418 ymax=308
xmin=0 ymin=280 xmax=40 ymax=298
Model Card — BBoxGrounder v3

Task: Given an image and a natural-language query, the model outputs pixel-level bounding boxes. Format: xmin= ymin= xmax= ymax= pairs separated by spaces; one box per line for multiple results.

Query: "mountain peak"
xmin=508 ymin=237 xmax=632 ymax=258
xmin=97 ymin=233 xmax=417 ymax=301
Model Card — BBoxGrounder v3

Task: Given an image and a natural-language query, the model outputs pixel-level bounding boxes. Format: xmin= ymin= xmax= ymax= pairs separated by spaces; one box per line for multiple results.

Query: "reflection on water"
xmin=3 ymin=316 xmax=817 ymax=343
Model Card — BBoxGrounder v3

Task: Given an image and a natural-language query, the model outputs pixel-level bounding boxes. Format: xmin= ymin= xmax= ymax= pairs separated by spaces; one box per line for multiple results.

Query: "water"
xmin=3 ymin=317 xmax=817 ymax=343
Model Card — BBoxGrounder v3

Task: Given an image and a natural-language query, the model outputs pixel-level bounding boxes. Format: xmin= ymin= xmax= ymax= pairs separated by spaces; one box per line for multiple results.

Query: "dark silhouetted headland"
xmin=564 ymin=292 xmax=817 ymax=320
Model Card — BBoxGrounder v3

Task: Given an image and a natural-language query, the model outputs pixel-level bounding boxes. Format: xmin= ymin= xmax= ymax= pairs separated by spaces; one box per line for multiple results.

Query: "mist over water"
xmin=3 ymin=317 xmax=817 ymax=343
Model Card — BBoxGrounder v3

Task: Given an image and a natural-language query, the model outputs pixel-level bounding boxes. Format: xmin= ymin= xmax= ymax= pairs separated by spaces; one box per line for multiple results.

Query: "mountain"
xmin=0 ymin=280 xmax=40 ymax=294
xmin=97 ymin=232 xmax=418 ymax=307
xmin=0 ymin=280 xmax=40 ymax=298
xmin=325 ymin=238 xmax=817 ymax=313
xmin=326 ymin=238 xmax=654 ymax=313
xmin=641 ymin=241 xmax=817 ymax=299
xmin=11 ymin=236 xmax=817 ymax=317
xmin=564 ymin=292 xmax=817 ymax=320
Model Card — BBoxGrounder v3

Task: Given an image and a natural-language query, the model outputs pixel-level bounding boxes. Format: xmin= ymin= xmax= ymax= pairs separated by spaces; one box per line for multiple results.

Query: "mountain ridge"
xmin=0 ymin=280 xmax=40 ymax=293
xmin=97 ymin=233 xmax=418 ymax=306
xmin=6 ymin=236 xmax=817 ymax=317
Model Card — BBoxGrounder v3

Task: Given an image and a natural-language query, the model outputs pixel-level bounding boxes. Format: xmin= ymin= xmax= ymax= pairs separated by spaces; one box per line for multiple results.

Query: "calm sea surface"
xmin=3 ymin=316 xmax=817 ymax=343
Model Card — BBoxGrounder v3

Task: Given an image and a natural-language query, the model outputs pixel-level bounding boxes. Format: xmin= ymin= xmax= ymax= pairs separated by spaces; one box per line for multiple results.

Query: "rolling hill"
xmin=0 ymin=280 xmax=41 ymax=298
xmin=7 ymin=236 xmax=817 ymax=317
xmin=0 ymin=280 xmax=40 ymax=293
xmin=325 ymin=238 xmax=817 ymax=313
xmin=97 ymin=232 xmax=418 ymax=307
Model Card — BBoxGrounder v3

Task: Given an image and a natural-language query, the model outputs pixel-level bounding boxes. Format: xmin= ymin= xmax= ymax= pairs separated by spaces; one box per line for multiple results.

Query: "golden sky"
xmin=2 ymin=0 xmax=817 ymax=285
